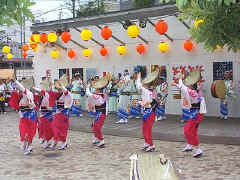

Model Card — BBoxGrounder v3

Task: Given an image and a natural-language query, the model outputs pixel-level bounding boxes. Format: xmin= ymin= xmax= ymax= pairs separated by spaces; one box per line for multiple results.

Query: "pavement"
xmin=0 ymin=111 xmax=240 ymax=180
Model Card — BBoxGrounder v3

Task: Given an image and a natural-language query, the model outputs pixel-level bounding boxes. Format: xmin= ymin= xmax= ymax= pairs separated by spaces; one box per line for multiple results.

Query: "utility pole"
xmin=72 ymin=0 xmax=76 ymax=18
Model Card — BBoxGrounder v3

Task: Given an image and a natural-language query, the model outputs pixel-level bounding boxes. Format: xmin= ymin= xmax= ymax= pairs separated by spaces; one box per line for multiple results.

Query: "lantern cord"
xmin=70 ymin=39 xmax=87 ymax=49
xmin=73 ymin=27 xmax=104 ymax=47
xmin=96 ymin=25 xmax=126 ymax=45
xmin=138 ymin=35 xmax=149 ymax=44
xmin=53 ymin=42 xmax=67 ymax=51
xmin=147 ymin=18 xmax=174 ymax=42
xmin=174 ymin=15 xmax=190 ymax=29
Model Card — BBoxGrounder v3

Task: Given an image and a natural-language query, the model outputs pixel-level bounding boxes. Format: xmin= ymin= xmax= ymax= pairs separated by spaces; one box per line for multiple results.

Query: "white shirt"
xmin=86 ymin=88 xmax=104 ymax=106
xmin=136 ymin=77 xmax=153 ymax=108
xmin=0 ymin=84 xmax=6 ymax=92
xmin=57 ymin=86 xmax=73 ymax=109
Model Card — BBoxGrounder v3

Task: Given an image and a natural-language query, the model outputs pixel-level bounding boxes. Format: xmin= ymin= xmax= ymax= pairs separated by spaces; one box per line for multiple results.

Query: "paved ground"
xmin=0 ymin=112 xmax=240 ymax=180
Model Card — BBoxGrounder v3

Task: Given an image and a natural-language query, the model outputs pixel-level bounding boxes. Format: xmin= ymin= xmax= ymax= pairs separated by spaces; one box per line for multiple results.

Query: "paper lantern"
xmin=7 ymin=53 xmax=13 ymax=59
xmin=68 ymin=49 xmax=76 ymax=59
xmin=136 ymin=44 xmax=146 ymax=54
xmin=48 ymin=32 xmax=58 ymax=43
xmin=22 ymin=51 xmax=28 ymax=58
xmin=158 ymin=42 xmax=169 ymax=53
xmin=40 ymin=33 xmax=48 ymax=43
xmin=100 ymin=47 xmax=108 ymax=56
xmin=33 ymin=46 xmax=38 ymax=52
xmin=22 ymin=44 xmax=29 ymax=51
xmin=61 ymin=32 xmax=71 ymax=43
xmin=155 ymin=20 xmax=168 ymax=35
xmin=127 ymin=25 xmax=140 ymax=38
xmin=30 ymin=34 xmax=35 ymax=42
xmin=33 ymin=34 xmax=41 ymax=43
xmin=81 ymin=29 xmax=92 ymax=41
xmin=2 ymin=46 xmax=10 ymax=54
xmin=194 ymin=19 xmax=204 ymax=28
xmin=117 ymin=45 xmax=127 ymax=55
xmin=82 ymin=48 xmax=92 ymax=57
xmin=101 ymin=26 xmax=112 ymax=40
xmin=184 ymin=40 xmax=194 ymax=51
xmin=51 ymin=50 xmax=59 ymax=59
xmin=30 ymin=43 xmax=38 ymax=50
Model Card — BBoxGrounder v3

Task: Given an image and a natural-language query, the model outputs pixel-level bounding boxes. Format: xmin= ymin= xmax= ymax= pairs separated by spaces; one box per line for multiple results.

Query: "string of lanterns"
xmin=2 ymin=19 xmax=201 ymax=61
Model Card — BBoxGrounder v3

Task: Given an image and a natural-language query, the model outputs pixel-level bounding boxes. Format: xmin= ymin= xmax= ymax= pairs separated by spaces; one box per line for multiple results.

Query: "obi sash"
xmin=40 ymin=111 xmax=53 ymax=122
xmin=20 ymin=109 xmax=37 ymax=121
xmin=94 ymin=111 xmax=102 ymax=122
xmin=143 ymin=108 xmax=153 ymax=122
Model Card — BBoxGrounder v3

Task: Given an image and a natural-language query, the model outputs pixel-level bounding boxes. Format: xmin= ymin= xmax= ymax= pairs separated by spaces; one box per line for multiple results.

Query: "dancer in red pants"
xmin=136 ymin=71 xmax=158 ymax=152
xmin=50 ymin=81 xmax=73 ymax=150
xmin=85 ymin=77 xmax=108 ymax=148
xmin=10 ymin=79 xmax=37 ymax=155
xmin=174 ymin=72 xmax=206 ymax=158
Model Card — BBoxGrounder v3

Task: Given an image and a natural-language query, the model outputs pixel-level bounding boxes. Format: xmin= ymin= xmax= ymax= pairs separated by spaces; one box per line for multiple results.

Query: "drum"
xmin=211 ymin=80 xmax=226 ymax=99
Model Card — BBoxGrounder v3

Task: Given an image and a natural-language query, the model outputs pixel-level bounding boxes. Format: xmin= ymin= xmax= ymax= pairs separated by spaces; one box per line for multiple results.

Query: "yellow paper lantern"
xmin=33 ymin=46 xmax=39 ymax=52
xmin=127 ymin=25 xmax=140 ymax=38
xmin=48 ymin=32 xmax=58 ymax=43
xmin=82 ymin=48 xmax=92 ymax=57
xmin=117 ymin=45 xmax=127 ymax=55
xmin=33 ymin=34 xmax=41 ymax=43
xmin=7 ymin=53 xmax=13 ymax=59
xmin=194 ymin=19 xmax=204 ymax=28
xmin=158 ymin=42 xmax=169 ymax=53
xmin=2 ymin=46 xmax=10 ymax=54
xmin=80 ymin=29 xmax=92 ymax=41
xmin=51 ymin=50 xmax=59 ymax=59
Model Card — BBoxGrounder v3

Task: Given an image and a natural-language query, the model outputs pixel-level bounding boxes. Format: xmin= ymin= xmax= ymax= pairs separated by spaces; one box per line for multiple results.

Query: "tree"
xmin=0 ymin=0 xmax=35 ymax=26
xmin=65 ymin=0 xmax=105 ymax=18
xmin=134 ymin=0 xmax=155 ymax=8
xmin=159 ymin=0 xmax=240 ymax=52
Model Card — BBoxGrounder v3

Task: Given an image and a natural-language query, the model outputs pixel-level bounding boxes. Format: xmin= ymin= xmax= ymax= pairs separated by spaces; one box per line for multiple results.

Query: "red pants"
xmin=142 ymin=112 xmax=155 ymax=146
xmin=184 ymin=113 xmax=203 ymax=146
xmin=38 ymin=117 xmax=44 ymax=139
xmin=93 ymin=113 xmax=106 ymax=141
xmin=52 ymin=113 xmax=69 ymax=142
xmin=39 ymin=117 xmax=54 ymax=141
xmin=19 ymin=117 xmax=37 ymax=144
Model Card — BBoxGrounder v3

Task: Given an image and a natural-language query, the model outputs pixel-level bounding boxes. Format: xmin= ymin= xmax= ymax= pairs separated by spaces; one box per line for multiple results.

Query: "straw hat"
xmin=142 ymin=70 xmax=159 ymax=85
xmin=40 ymin=79 xmax=50 ymax=90
xmin=21 ymin=77 xmax=35 ymax=89
xmin=92 ymin=76 xmax=109 ymax=89
xmin=183 ymin=70 xmax=201 ymax=86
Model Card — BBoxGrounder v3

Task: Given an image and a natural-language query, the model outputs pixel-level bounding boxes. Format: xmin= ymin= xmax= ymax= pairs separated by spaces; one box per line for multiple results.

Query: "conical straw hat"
xmin=142 ymin=70 xmax=159 ymax=85
xmin=184 ymin=70 xmax=201 ymax=86
xmin=21 ymin=77 xmax=35 ymax=89
xmin=92 ymin=76 xmax=109 ymax=89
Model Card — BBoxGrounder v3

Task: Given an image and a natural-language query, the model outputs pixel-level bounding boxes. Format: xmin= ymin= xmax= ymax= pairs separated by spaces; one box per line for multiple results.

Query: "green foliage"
xmin=0 ymin=0 xmax=35 ymax=26
xmin=134 ymin=0 xmax=155 ymax=8
xmin=159 ymin=0 xmax=240 ymax=52
xmin=76 ymin=0 xmax=105 ymax=17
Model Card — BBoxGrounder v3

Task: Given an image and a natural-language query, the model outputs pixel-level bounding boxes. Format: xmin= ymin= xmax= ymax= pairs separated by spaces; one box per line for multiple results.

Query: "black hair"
xmin=192 ymin=83 xmax=199 ymax=92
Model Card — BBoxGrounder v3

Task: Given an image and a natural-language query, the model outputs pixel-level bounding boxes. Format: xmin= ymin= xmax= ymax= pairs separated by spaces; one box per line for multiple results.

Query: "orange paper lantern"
xmin=68 ymin=49 xmax=76 ymax=59
xmin=30 ymin=43 xmax=38 ymax=50
xmin=22 ymin=44 xmax=29 ymax=51
xmin=40 ymin=33 xmax=48 ymax=43
xmin=22 ymin=51 xmax=28 ymax=58
xmin=184 ymin=40 xmax=194 ymax=51
xmin=155 ymin=20 xmax=168 ymax=35
xmin=101 ymin=26 xmax=112 ymax=40
xmin=61 ymin=32 xmax=71 ymax=43
xmin=136 ymin=44 xmax=146 ymax=54
xmin=30 ymin=34 xmax=35 ymax=42
xmin=100 ymin=47 xmax=108 ymax=56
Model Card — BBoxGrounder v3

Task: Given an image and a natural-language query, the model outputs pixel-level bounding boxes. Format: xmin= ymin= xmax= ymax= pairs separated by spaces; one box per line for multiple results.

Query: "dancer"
xmin=155 ymin=77 xmax=168 ymax=121
xmin=85 ymin=77 xmax=108 ymax=148
xmin=34 ymin=87 xmax=54 ymax=149
xmin=50 ymin=80 xmax=73 ymax=150
xmin=136 ymin=71 xmax=158 ymax=152
xmin=173 ymin=72 xmax=206 ymax=158
xmin=10 ymin=78 xmax=37 ymax=155
xmin=116 ymin=70 xmax=132 ymax=124
xmin=71 ymin=73 xmax=85 ymax=117
xmin=129 ymin=72 xmax=142 ymax=119
xmin=219 ymin=71 xmax=235 ymax=120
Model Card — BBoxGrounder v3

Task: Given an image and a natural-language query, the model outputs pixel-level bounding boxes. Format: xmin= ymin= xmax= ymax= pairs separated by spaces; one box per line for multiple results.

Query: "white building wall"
xmin=33 ymin=16 xmax=240 ymax=117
